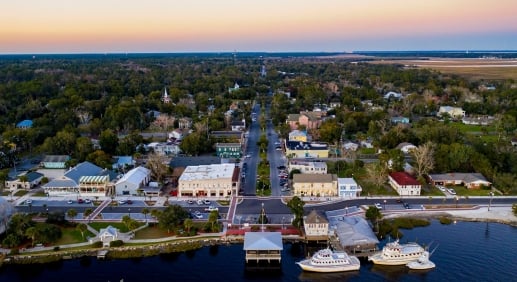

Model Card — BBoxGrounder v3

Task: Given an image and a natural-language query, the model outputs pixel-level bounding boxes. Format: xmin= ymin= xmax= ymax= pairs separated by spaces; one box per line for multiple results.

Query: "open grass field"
xmin=53 ymin=227 xmax=94 ymax=245
xmin=371 ymin=58 xmax=517 ymax=80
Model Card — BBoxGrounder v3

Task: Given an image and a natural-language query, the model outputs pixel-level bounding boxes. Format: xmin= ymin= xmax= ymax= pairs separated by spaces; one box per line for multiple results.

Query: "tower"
xmin=162 ymin=87 xmax=171 ymax=104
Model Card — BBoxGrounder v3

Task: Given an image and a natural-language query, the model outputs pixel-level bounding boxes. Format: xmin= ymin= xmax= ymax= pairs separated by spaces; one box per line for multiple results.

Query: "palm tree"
xmin=67 ymin=208 xmax=78 ymax=222
xmin=141 ymin=208 xmax=150 ymax=223
xmin=25 ymin=226 xmax=38 ymax=247
xmin=184 ymin=218 xmax=193 ymax=235
xmin=84 ymin=208 xmax=93 ymax=218
xmin=127 ymin=219 xmax=138 ymax=231
xmin=150 ymin=209 xmax=161 ymax=226
xmin=208 ymin=211 xmax=219 ymax=232
xmin=76 ymin=223 xmax=88 ymax=239
xmin=122 ymin=215 xmax=131 ymax=230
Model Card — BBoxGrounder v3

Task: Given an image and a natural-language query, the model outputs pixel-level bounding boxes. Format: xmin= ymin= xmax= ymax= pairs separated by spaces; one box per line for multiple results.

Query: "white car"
xmin=203 ymin=200 xmax=211 ymax=205
xmin=197 ymin=200 xmax=203 ymax=205
xmin=84 ymin=199 xmax=92 ymax=204
xmin=67 ymin=200 xmax=73 ymax=204
xmin=447 ymin=188 xmax=457 ymax=195
xmin=118 ymin=200 xmax=127 ymax=205
xmin=374 ymin=203 xmax=383 ymax=210
xmin=25 ymin=199 xmax=33 ymax=205
xmin=193 ymin=211 xmax=203 ymax=219
xmin=206 ymin=206 xmax=218 ymax=212
xmin=437 ymin=186 xmax=446 ymax=192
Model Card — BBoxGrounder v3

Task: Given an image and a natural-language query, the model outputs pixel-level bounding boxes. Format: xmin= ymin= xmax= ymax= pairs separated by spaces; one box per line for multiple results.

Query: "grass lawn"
xmin=88 ymin=222 xmax=132 ymax=233
xmin=449 ymin=122 xmax=495 ymax=133
xmin=134 ymin=226 xmax=172 ymax=239
xmin=14 ymin=190 xmax=28 ymax=196
xmin=450 ymin=186 xmax=495 ymax=197
xmin=32 ymin=191 xmax=47 ymax=197
xmin=53 ymin=227 xmax=95 ymax=245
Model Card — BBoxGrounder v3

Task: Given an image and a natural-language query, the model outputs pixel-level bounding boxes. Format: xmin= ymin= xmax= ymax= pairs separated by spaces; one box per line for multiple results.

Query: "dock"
xmin=97 ymin=250 xmax=108 ymax=259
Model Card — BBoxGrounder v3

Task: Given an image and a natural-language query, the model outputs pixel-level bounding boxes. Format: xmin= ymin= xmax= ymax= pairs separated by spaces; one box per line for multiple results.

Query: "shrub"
xmin=439 ymin=217 xmax=453 ymax=225
xmin=92 ymin=241 xmax=103 ymax=248
xmin=53 ymin=246 xmax=60 ymax=252
xmin=9 ymin=248 xmax=19 ymax=255
xmin=110 ymin=240 xmax=124 ymax=247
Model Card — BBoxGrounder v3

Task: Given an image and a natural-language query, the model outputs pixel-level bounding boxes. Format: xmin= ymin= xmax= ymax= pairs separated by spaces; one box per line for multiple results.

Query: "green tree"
xmin=141 ymin=208 xmax=150 ymax=223
xmin=208 ymin=211 xmax=220 ymax=232
xmin=75 ymin=136 xmax=94 ymax=161
xmin=318 ymin=119 xmax=342 ymax=144
xmin=365 ymin=206 xmax=383 ymax=227
xmin=158 ymin=205 xmax=189 ymax=233
xmin=76 ymin=223 xmax=88 ymax=239
xmin=122 ymin=215 xmax=132 ymax=230
xmin=150 ymin=209 xmax=162 ymax=226
xmin=84 ymin=208 xmax=93 ymax=218
xmin=287 ymin=196 xmax=305 ymax=229
xmin=99 ymin=129 xmax=119 ymax=154
xmin=67 ymin=209 xmax=78 ymax=222
xmin=86 ymin=150 xmax=112 ymax=169
xmin=183 ymin=218 xmax=194 ymax=234
xmin=25 ymin=226 xmax=38 ymax=247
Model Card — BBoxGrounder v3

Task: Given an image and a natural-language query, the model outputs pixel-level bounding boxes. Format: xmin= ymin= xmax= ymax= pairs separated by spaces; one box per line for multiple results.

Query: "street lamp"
xmin=383 ymin=199 xmax=387 ymax=210
xmin=282 ymin=216 xmax=285 ymax=229
xmin=128 ymin=208 xmax=131 ymax=218
xmin=488 ymin=192 xmax=494 ymax=211
xmin=455 ymin=196 xmax=459 ymax=208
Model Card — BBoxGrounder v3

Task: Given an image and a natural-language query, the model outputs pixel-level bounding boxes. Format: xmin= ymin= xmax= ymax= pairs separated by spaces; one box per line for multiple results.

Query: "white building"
xmin=178 ymin=163 xmax=238 ymax=198
xmin=337 ymin=178 xmax=362 ymax=198
xmin=438 ymin=106 xmax=466 ymax=119
xmin=288 ymin=160 xmax=327 ymax=174
xmin=147 ymin=142 xmax=181 ymax=156
xmin=115 ymin=166 xmax=151 ymax=196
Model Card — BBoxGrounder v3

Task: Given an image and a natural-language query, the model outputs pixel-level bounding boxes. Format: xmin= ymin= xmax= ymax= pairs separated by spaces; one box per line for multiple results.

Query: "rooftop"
xmin=179 ymin=163 xmax=236 ymax=181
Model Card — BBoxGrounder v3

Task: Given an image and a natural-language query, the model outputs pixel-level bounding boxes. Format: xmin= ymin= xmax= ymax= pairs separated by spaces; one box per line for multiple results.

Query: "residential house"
xmin=462 ymin=115 xmax=495 ymax=125
xmin=16 ymin=119 xmax=33 ymax=129
xmin=231 ymin=119 xmax=246 ymax=131
xmin=98 ymin=226 xmax=119 ymax=247
xmin=337 ymin=178 xmax=362 ymax=198
xmin=303 ymin=210 xmax=329 ymax=242
xmin=329 ymin=101 xmax=341 ymax=109
xmin=360 ymin=139 xmax=374 ymax=149
xmin=384 ymin=91 xmax=402 ymax=99
xmin=437 ymin=106 xmax=466 ymax=119
xmin=215 ymin=143 xmax=242 ymax=159
xmin=169 ymin=128 xmax=190 ymax=141
xmin=177 ymin=163 xmax=239 ymax=198
xmin=288 ymin=160 xmax=327 ymax=174
xmin=147 ymin=142 xmax=181 ymax=156
xmin=286 ymin=111 xmax=324 ymax=131
xmin=428 ymin=173 xmax=491 ymax=189
xmin=112 ymin=156 xmax=134 ymax=171
xmin=285 ymin=141 xmax=329 ymax=159
xmin=115 ymin=166 xmax=151 ymax=196
xmin=288 ymin=130 xmax=308 ymax=142
xmin=178 ymin=117 xmax=193 ymax=129
xmin=396 ymin=142 xmax=417 ymax=154
xmin=391 ymin=116 xmax=410 ymax=124
xmin=243 ymin=232 xmax=282 ymax=263
xmin=228 ymin=82 xmax=240 ymax=93
xmin=292 ymin=174 xmax=338 ymax=197
xmin=42 ymin=161 xmax=115 ymax=197
xmin=5 ymin=171 xmax=44 ymax=191
xmin=343 ymin=142 xmax=359 ymax=152
xmin=41 ymin=155 xmax=70 ymax=169
xmin=388 ymin=172 xmax=421 ymax=196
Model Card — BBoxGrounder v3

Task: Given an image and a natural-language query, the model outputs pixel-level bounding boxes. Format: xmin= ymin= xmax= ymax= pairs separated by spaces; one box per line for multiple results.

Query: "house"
xmin=98 ymin=225 xmax=119 ymax=247
xmin=5 ymin=171 xmax=44 ymax=191
xmin=437 ymin=106 xmax=466 ymax=119
xmin=243 ymin=232 xmax=283 ymax=263
xmin=303 ymin=210 xmax=329 ymax=242
xmin=42 ymin=161 xmax=115 ymax=197
xmin=292 ymin=174 xmax=338 ymax=197
xmin=231 ymin=119 xmax=246 ymax=131
xmin=115 ymin=166 xmax=151 ymax=196
xmin=343 ymin=142 xmax=359 ymax=152
xmin=396 ymin=142 xmax=417 ymax=154
xmin=178 ymin=117 xmax=193 ymax=129
xmin=169 ymin=128 xmax=190 ymax=141
xmin=391 ymin=116 xmax=410 ymax=124
xmin=288 ymin=130 xmax=308 ymax=142
xmin=285 ymin=141 xmax=329 ymax=159
xmin=328 ymin=216 xmax=379 ymax=254
xmin=112 ymin=156 xmax=134 ymax=171
xmin=210 ymin=131 xmax=244 ymax=143
xmin=16 ymin=119 xmax=33 ymax=129
xmin=360 ymin=139 xmax=374 ymax=149
xmin=388 ymin=172 xmax=421 ymax=196
xmin=147 ymin=142 xmax=181 ymax=156
xmin=215 ymin=143 xmax=242 ymax=159
xmin=462 ymin=115 xmax=495 ymax=125
xmin=288 ymin=160 xmax=327 ymax=174
xmin=177 ymin=163 xmax=239 ymax=198
xmin=428 ymin=173 xmax=491 ymax=189
xmin=228 ymin=82 xmax=240 ymax=93
xmin=286 ymin=111 xmax=324 ymax=131
xmin=337 ymin=178 xmax=362 ymax=198
xmin=41 ymin=155 xmax=70 ymax=169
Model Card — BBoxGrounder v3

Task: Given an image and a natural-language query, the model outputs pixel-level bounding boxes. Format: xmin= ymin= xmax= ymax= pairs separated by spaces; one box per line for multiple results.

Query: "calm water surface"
xmin=0 ymin=220 xmax=516 ymax=282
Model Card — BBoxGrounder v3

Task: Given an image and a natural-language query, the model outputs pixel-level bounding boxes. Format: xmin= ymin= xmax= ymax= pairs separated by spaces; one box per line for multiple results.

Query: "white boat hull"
xmin=368 ymin=253 xmax=422 ymax=266
xmin=407 ymin=261 xmax=436 ymax=270
xmin=296 ymin=256 xmax=361 ymax=273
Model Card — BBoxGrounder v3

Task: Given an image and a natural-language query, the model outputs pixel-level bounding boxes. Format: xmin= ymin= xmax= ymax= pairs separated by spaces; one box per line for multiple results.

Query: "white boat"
xmin=406 ymin=251 xmax=435 ymax=270
xmin=296 ymin=248 xmax=361 ymax=273
xmin=368 ymin=239 xmax=425 ymax=265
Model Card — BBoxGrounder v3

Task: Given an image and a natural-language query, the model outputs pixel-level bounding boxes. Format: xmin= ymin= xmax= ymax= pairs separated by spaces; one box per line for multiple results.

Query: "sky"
xmin=1 ymin=0 xmax=517 ymax=54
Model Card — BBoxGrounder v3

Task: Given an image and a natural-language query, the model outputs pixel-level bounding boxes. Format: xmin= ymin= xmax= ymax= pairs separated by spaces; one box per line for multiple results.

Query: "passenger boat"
xmin=368 ymin=239 xmax=425 ymax=265
xmin=406 ymin=251 xmax=436 ymax=270
xmin=296 ymin=248 xmax=361 ymax=273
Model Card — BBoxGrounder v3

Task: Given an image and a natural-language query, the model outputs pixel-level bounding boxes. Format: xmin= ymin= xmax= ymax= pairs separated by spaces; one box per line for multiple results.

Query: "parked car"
xmin=67 ymin=200 xmax=73 ymax=204
xmin=193 ymin=211 xmax=203 ymax=219
xmin=374 ymin=203 xmax=383 ymax=210
xmin=187 ymin=200 xmax=194 ymax=204
xmin=197 ymin=200 xmax=203 ymax=205
xmin=25 ymin=199 xmax=32 ymax=204
xmin=118 ymin=200 xmax=127 ymax=205
xmin=126 ymin=199 xmax=133 ymax=205
xmin=277 ymin=165 xmax=286 ymax=169
xmin=206 ymin=206 xmax=218 ymax=211
xmin=203 ymin=200 xmax=211 ymax=205
xmin=84 ymin=199 xmax=92 ymax=204
xmin=447 ymin=188 xmax=457 ymax=195
xmin=77 ymin=199 xmax=84 ymax=204
xmin=437 ymin=185 xmax=446 ymax=192
xmin=404 ymin=203 xmax=411 ymax=209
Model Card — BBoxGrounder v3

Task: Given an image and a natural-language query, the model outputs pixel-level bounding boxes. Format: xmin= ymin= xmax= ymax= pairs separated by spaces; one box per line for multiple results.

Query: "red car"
xmin=77 ymin=199 xmax=84 ymax=204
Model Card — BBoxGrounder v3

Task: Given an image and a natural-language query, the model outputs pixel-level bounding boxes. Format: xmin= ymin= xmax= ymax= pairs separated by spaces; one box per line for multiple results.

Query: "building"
xmin=98 ymin=225 xmax=119 ymax=247
xmin=337 ymin=178 xmax=362 ymax=198
xmin=169 ymin=128 xmax=190 ymax=141
xmin=147 ymin=142 xmax=181 ymax=156
xmin=161 ymin=87 xmax=171 ymax=104
xmin=210 ymin=131 xmax=244 ymax=143
xmin=384 ymin=91 xmax=402 ymax=99
xmin=428 ymin=173 xmax=491 ymax=189
xmin=288 ymin=160 xmax=327 ymax=174
xmin=243 ymin=232 xmax=283 ymax=263
xmin=41 ymin=155 xmax=70 ymax=169
xmin=115 ymin=166 xmax=151 ymax=196
xmin=303 ymin=210 xmax=329 ymax=242
xmin=391 ymin=116 xmax=410 ymax=124
xmin=328 ymin=215 xmax=379 ymax=254
xmin=112 ymin=156 xmax=134 ymax=171
xmin=215 ymin=143 xmax=242 ymax=159
xmin=178 ymin=163 xmax=238 ymax=198
xmin=16 ymin=119 xmax=33 ymax=129
xmin=388 ymin=172 xmax=421 ymax=196
xmin=285 ymin=141 xmax=329 ymax=159
xmin=288 ymin=130 xmax=308 ymax=142
xmin=286 ymin=111 xmax=323 ymax=131
xmin=231 ymin=119 xmax=246 ymax=131
xmin=396 ymin=142 xmax=417 ymax=154
xmin=462 ymin=115 xmax=495 ymax=125
xmin=228 ymin=82 xmax=240 ymax=93
xmin=178 ymin=117 xmax=193 ymax=129
xmin=437 ymin=106 xmax=466 ymax=119
xmin=42 ymin=161 xmax=115 ymax=197
xmin=292 ymin=174 xmax=338 ymax=197
xmin=5 ymin=172 xmax=44 ymax=191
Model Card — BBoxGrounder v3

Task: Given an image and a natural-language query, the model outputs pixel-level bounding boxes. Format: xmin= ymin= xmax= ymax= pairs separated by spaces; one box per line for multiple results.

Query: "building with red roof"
xmin=388 ymin=172 xmax=421 ymax=196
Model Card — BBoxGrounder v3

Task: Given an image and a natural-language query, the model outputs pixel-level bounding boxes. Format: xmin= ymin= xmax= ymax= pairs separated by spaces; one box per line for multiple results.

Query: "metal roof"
xmin=243 ymin=232 xmax=283 ymax=251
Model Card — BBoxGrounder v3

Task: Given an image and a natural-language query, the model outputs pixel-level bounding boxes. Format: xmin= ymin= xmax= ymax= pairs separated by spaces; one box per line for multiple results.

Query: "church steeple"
xmin=162 ymin=87 xmax=171 ymax=104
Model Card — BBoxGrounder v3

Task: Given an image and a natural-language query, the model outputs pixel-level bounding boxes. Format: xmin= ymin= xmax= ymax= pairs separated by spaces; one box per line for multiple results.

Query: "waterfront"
xmin=0 ymin=220 xmax=516 ymax=282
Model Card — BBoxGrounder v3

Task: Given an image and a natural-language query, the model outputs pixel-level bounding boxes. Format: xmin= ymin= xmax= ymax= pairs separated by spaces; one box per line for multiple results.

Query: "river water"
xmin=0 ymin=220 xmax=516 ymax=282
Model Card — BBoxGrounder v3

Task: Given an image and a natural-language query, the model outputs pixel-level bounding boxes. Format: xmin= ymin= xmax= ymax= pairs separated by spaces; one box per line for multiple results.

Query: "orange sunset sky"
xmin=1 ymin=0 xmax=516 ymax=53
